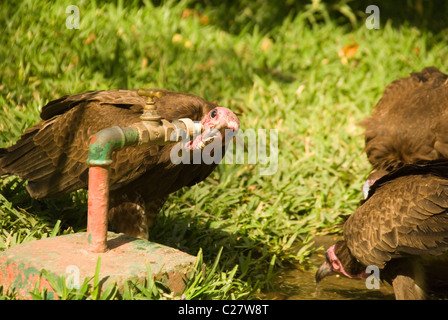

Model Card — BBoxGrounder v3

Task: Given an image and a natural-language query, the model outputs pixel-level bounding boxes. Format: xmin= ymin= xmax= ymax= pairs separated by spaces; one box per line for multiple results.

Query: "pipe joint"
xmin=131 ymin=118 xmax=202 ymax=146
xmin=87 ymin=126 xmax=140 ymax=167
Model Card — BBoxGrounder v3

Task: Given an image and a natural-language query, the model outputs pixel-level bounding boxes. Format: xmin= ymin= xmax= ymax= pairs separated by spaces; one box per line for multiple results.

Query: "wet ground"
xmin=261 ymin=234 xmax=396 ymax=300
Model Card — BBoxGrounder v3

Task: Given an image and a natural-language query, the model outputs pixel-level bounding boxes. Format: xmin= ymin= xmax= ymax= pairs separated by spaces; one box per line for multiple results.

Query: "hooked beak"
xmin=315 ymin=261 xmax=335 ymax=285
xmin=191 ymin=126 xmax=222 ymax=150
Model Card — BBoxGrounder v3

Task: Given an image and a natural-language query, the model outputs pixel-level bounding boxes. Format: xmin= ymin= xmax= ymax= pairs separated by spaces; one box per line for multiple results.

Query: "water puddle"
xmin=261 ymin=235 xmax=395 ymax=300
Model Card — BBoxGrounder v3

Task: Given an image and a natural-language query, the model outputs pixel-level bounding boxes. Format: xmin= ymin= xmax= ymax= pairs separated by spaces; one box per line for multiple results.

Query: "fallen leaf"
xmin=182 ymin=8 xmax=195 ymax=19
xmin=72 ymin=56 xmax=79 ymax=66
xmin=304 ymin=136 xmax=310 ymax=154
xmin=338 ymin=43 xmax=358 ymax=65
xmin=182 ymin=8 xmax=209 ymax=24
xmin=184 ymin=40 xmax=193 ymax=49
xmin=33 ymin=91 xmax=40 ymax=102
xmin=197 ymin=59 xmax=215 ymax=71
xmin=141 ymin=57 xmax=148 ymax=68
xmin=172 ymin=33 xmax=183 ymax=44
xmin=296 ymin=84 xmax=305 ymax=97
xmin=199 ymin=15 xmax=210 ymax=25
xmin=261 ymin=37 xmax=273 ymax=51
xmin=85 ymin=33 xmax=96 ymax=45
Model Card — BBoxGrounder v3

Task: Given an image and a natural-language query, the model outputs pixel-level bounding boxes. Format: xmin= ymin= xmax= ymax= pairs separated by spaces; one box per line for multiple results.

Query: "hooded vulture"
xmin=0 ymin=89 xmax=239 ymax=239
xmin=316 ymin=160 xmax=448 ymax=299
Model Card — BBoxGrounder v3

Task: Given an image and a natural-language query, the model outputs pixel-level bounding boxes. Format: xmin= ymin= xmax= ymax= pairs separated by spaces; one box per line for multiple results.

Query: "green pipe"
xmin=87 ymin=126 xmax=140 ymax=166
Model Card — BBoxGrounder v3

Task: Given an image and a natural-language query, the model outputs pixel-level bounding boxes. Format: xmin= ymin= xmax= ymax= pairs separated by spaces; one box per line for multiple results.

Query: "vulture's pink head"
xmin=315 ymin=243 xmax=369 ymax=284
xmin=188 ymin=106 xmax=239 ymax=150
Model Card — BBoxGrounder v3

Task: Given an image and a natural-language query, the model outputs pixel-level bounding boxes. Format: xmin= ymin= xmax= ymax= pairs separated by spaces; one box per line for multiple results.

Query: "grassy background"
xmin=0 ymin=0 xmax=447 ymax=299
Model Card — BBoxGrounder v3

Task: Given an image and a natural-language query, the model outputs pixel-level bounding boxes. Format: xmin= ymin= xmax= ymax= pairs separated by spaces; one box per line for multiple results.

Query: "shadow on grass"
xmin=157 ymin=0 xmax=448 ymax=34
xmin=0 ymin=176 xmax=88 ymax=234
xmin=148 ymin=205 xmax=279 ymax=284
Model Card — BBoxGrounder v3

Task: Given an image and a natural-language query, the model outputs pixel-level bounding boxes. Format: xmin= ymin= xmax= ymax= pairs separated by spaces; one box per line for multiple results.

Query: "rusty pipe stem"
xmin=87 ymin=166 xmax=109 ymax=253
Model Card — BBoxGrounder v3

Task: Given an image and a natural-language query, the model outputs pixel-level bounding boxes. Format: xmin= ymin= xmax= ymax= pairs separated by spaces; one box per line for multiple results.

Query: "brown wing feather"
xmin=344 ymin=168 xmax=448 ymax=268
xmin=40 ymin=90 xmax=145 ymax=120
xmin=359 ymin=66 xmax=448 ymax=171
xmin=0 ymin=89 xmax=217 ymax=199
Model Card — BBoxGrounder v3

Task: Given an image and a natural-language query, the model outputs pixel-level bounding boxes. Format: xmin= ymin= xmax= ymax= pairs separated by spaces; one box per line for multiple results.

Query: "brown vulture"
xmin=0 ymin=89 xmax=239 ymax=239
xmin=360 ymin=66 xmax=448 ymax=174
xmin=316 ymin=160 xmax=448 ymax=299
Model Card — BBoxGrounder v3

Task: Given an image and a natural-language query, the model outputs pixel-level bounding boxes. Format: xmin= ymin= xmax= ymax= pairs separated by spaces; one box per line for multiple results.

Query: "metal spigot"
xmin=133 ymin=89 xmax=202 ymax=146
xmin=138 ymin=89 xmax=163 ymax=123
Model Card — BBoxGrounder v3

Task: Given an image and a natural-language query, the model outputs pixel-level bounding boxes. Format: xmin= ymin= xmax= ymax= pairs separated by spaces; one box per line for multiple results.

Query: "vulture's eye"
xmin=210 ymin=109 xmax=218 ymax=119
xmin=325 ymin=252 xmax=330 ymax=262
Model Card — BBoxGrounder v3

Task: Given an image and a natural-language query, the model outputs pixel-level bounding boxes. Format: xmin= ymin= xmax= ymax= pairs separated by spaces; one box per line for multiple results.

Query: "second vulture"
xmin=0 ymin=89 xmax=239 ymax=239
xmin=316 ymin=160 xmax=448 ymax=299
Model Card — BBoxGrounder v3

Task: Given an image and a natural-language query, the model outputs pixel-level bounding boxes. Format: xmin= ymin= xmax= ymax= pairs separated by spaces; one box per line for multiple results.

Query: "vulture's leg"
xmin=108 ymin=192 xmax=166 ymax=239
xmin=108 ymin=192 xmax=148 ymax=239
xmin=390 ymin=260 xmax=426 ymax=300
xmin=144 ymin=196 xmax=168 ymax=231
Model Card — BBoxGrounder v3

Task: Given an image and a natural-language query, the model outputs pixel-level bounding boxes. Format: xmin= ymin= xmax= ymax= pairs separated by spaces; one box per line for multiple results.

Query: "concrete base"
xmin=0 ymin=232 xmax=197 ymax=299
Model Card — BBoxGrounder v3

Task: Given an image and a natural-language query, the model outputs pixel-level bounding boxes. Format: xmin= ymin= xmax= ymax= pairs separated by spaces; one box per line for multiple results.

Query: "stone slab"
xmin=0 ymin=232 xmax=197 ymax=299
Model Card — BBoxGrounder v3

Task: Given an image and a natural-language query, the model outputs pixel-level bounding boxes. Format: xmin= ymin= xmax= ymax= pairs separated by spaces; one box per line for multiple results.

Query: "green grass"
xmin=1 ymin=0 xmax=447 ymax=299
